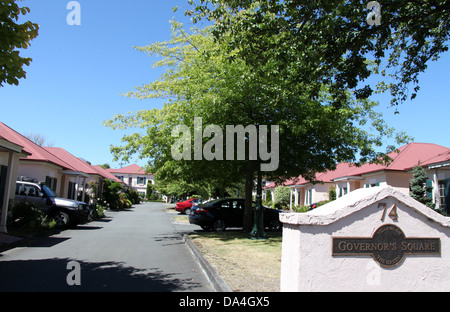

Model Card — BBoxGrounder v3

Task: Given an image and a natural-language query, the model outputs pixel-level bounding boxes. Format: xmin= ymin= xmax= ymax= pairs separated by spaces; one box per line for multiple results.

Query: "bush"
xmin=92 ymin=204 xmax=105 ymax=219
xmin=9 ymin=201 xmax=55 ymax=235
xmin=273 ymin=186 xmax=290 ymax=210
xmin=328 ymin=186 xmax=336 ymax=201
xmin=125 ymin=188 xmax=141 ymax=205
xmin=262 ymin=199 xmax=273 ymax=208
xmin=293 ymin=205 xmax=309 ymax=213
xmin=102 ymin=179 xmax=124 ymax=210
xmin=148 ymin=193 xmax=159 ymax=201
xmin=292 ymin=200 xmax=332 ymax=213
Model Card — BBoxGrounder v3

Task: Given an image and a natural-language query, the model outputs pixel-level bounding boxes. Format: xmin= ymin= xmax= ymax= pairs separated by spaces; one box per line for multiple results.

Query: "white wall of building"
xmin=280 ymin=186 xmax=450 ymax=291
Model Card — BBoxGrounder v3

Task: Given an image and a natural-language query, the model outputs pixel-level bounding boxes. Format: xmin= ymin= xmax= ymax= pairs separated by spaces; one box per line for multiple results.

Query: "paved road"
xmin=0 ymin=202 xmax=212 ymax=292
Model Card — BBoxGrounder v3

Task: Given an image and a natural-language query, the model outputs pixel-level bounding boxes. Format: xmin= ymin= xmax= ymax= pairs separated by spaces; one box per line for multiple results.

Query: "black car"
xmin=189 ymin=198 xmax=283 ymax=232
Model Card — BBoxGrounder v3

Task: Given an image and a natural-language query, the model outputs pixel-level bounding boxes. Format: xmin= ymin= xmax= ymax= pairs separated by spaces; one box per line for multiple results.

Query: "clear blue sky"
xmin=1 ymin=1 xmax=449 ymax=169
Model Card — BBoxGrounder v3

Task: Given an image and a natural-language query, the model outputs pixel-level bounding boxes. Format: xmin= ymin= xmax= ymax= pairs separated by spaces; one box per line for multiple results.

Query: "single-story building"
xmin=265 ymin=143 xmax=450 ymax=212
xmin=44 ymin=147 xmax=123 ymax=203
xmin=0 ymin=133 xmax=31 ymax=233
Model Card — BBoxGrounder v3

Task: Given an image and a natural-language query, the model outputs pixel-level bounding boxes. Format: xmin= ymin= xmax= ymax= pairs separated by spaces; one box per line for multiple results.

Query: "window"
xmin=45 ymin=176 xmax=57 ymax=192
xmin=15 ymin=182 xmax=24 ymax=195
xmin=15 ymin=183 xmax=40 ymax=197
xmin=27 ymin=185 xmax=40 ymax=197
xmin=231 ymin=200 xmax=243 ymax=209
xmin=439 ymin=181 xmax=446 ymax=209
xmin=306 ymin=189 xmax=313 ymax=205
xmin=137 ymin=177 xmax=146 ymax=185
xmin=115 ymin=176 xmax=124 ymax=182
xmin=217 ymin=200 xmax=231 ymax=209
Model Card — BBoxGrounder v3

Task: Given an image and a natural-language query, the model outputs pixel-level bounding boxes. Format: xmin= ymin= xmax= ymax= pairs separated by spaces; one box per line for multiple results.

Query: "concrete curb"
xmin=183 ymin=234 xmax=232 ymax=292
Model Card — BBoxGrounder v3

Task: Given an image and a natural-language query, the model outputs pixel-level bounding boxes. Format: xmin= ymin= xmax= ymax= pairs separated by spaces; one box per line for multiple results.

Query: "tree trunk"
xmin=243 ymin=160 xmax=255 ymax=232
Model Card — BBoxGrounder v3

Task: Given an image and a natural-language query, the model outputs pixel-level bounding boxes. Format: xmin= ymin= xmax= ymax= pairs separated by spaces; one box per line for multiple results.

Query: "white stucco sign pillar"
xmin=279 ymin=186 xmax=450 ymax=292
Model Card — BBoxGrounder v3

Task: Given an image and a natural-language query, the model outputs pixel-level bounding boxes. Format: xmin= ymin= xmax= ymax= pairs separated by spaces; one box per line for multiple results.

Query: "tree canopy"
xmin=105 ymin=20 xmax=409 ymax=230
xmin=187 ymin=0 xmax=450 ymax=107
xmin=0 ymin=0 xmax=39 ymax=87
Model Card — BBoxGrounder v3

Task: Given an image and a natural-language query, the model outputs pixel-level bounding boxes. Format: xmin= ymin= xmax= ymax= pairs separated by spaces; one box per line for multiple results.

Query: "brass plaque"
xmin=332 ymin=224 xmax=441 ymax=267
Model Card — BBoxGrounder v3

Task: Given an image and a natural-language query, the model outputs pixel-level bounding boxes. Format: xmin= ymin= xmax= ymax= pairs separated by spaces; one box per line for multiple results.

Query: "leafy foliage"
xmin=125 ymin=188 xmax=141 ymax=205
xmin=9 ymin=201 xmax=55 ymax=234
xmin=409 ymin=165 xmax=434 ymax=208
xmin=106 ymin=21 xmax=409 ymax=180
xmin=0 ymin=0 xmax=39 ymax=87
xmin=273 ymin=186 xmax=290 ymax=210
xmin=105 ymin=20 xmax=410 ymax=231
xmin=102 ymin=179 xmax=124 ymax=210
xmin=189 ymin=0 xmax=450 ymax=107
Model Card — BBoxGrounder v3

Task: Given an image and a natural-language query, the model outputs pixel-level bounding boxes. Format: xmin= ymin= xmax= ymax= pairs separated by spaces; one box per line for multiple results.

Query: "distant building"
xmin=108 ymin=164 xmax=155 ymax=198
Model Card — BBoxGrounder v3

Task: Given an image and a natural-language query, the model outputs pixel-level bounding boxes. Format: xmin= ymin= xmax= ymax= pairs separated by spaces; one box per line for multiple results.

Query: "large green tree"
xmin=0 ymin=0 xmax=39 ymax=87
xmin=106 ymin=20 xmax=409 ymax=232
xmin=188 ymin=0 xmax=450 ymax=107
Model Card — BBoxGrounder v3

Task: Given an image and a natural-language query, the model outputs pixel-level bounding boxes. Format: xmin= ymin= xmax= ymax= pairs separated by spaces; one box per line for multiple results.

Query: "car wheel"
xmin=184 ymin=208 xmax=191 ymax=215
xmin=268 ymin=219 xmax=281 ymax=232
xmin=212 ymin=219 xmax=226 ymax=232
xmin=52 ymin=210 xmax=70 ymax=229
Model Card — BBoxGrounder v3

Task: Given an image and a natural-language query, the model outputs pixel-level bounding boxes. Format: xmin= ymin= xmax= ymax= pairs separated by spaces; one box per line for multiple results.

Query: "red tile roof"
xmin=91 ymin=165 xmax=125 ymax=184
xmin=44 ymin=147 xmax=100 ymax=175
xmin=108 ymin=164 xmax=149 ymax=175
xmin=342 ymin=143 xmax=450 ymax=176
xmin=420 ymin=149 xmax=450 ymax=167
xmin=265 ymin=143 xmax=450 ymax=188
xmin=0 ymin=123 xmax=139 ymax=184
xmin=43 ymin=148 xmax=125 ymax=183
xmin=0 ymin=122 xmax=75 ymax=170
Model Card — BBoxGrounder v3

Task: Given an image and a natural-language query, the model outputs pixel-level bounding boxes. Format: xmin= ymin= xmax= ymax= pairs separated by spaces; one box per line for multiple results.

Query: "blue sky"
xmin=1 ymin=1 xmax=449 ymax=169
xmin=1 ymin=0 xmax=189 ymax=167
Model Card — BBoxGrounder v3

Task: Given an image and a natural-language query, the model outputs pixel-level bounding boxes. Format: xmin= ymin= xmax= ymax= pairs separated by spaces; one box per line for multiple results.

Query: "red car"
xmin=175 ymin=198 xmax=199 ymax=214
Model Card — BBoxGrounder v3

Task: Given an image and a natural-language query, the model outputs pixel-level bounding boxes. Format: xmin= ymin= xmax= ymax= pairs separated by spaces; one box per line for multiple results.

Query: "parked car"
xmin=175 ymin=197 xmax=200 ymax=214
xmin=189 ymin=198 xmax=283 ymax=232
xmin=14 ymin=181 xmax=92 ymax=228
xmin=309 ymin=203 xmax=318 ymax=210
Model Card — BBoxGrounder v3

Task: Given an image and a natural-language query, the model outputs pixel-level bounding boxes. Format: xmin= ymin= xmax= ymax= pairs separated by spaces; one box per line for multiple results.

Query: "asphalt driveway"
xmin=0 ymin=202 xmax=212 ymax=292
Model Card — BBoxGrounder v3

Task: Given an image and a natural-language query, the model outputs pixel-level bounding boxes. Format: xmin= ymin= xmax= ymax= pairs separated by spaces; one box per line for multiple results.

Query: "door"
xmin=445 ymin=178 xmax=450 ymax=215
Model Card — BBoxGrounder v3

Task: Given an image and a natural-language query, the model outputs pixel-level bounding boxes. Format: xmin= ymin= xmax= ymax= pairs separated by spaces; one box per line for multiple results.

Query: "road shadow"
xmin=0 ymin=257 xmax=204 ymax=292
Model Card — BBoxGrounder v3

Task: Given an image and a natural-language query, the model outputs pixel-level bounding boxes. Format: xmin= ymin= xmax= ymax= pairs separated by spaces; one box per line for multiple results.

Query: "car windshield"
xmin=42 ymin=185 xmax=58 ymax=197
